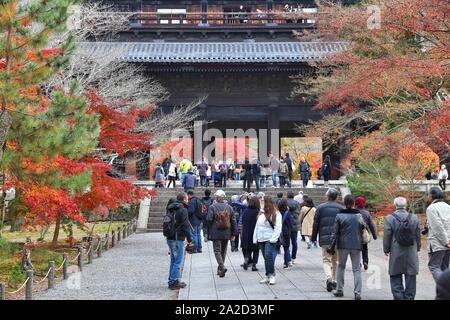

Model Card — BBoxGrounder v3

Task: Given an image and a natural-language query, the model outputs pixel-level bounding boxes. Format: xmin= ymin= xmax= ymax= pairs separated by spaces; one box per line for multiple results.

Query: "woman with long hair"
xmin=253 ymin=196 xmax=282 ymax=285
xmin=240 ymin=196 xmax=261 ymax=271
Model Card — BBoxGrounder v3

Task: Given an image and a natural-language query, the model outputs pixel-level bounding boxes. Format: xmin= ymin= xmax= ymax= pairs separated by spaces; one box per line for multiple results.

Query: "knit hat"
xmin=355 ymin=196 xmax=366 ymax=208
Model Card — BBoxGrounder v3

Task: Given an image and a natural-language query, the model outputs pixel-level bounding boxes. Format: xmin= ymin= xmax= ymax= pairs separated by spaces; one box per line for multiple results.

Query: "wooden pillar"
xmin=201 ymin=0 xmax=208 ymax=24
xmin=267 ymin=104 xmax=280 ymax=158
xmin=267 ymin=0 xmax=274 ymax=23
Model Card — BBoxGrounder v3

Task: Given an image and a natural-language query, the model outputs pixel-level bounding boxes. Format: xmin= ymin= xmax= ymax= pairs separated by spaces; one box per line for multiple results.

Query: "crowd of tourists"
xmin=153 ymin=154 xmax=333 ymax=191
xmin=163 ymin=186 xmax=450 ymax=300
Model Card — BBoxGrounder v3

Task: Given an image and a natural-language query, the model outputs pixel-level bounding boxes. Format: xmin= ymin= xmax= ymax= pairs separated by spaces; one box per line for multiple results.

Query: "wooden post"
xmin=88 ymin=239 xmax=94 ymax=264
xmin=25 ymin=270 xmax=33 ymax=300
xmin=0 ymin=283 xmax=5 ymax=300
xmin=111 ymin=231 xmax=116 ymax=247
xmin=48 ymin=261 xmax=55 ymax=289
xmin=63 ymin=253 xmax=68 ymax=280
xmin=104 ymin=235 xmax=109 ymax=251
xmin=123 ymin=226 xmax=126 ymax=239
xmin=26 ymin=236 xmax=32 ymax=244
xmin=117 ymin=227 xmax=121 ymax=242
xmin=98 ymin=238 xmax=103 ymax=258
xmin=77 ymin=245 xmax=83 ymax=272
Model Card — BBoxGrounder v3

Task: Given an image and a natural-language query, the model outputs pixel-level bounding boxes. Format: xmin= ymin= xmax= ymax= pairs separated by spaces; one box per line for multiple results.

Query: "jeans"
xmin=259 ymin=176 xmax=266 ymax=188
xmin=283 ymin=245 xmax=291 ymax=266
xmin=231 ymin=233 xmax=240 ymax=250
xmin=243 ymin=246 xmax=259 ymax=266
xmin=390 ymin=274 xmax=416 ymax=300
xmin=259 ymin=241 xmax=277 ymax=277
xmin=321 ymin=245 xmax=338 ymax=281
xmin=336 ymin=249 xmax=362 ymax=294
xmin=192 ymin=225 xmax=202 ymax=251
xmin=271 ymin=172 xmax=277 ymax=187
xmin=235 ymin=172 xmax=241 ymax=181
xmin=213 ymin=240 xmax=228 ymax=268
xmin=200 ymin=175 xmax=207 ymax=187
xmin=253 ymin=174 xmax=260 ymax=191
xmin=279 ymin=176 xmax=285 ymax=187
xmin=290 ymin=231 xmax=298 ymax=260
xmin=220 ymin=173 xmax=227 ymax=188
xmin=428 ymin=249 xmax=450 ymax=282
xmin=180 ymin=173 xmax=186 ymax=187
xmin=167 ymin=240 xmax=185 ymax=286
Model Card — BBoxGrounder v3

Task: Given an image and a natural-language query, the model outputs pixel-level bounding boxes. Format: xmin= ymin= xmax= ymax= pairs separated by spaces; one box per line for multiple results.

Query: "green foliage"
xmin=9 ymin=263 xmax=25 ymax=287
xmin=0 ymin=238 xmax=20 ymax=260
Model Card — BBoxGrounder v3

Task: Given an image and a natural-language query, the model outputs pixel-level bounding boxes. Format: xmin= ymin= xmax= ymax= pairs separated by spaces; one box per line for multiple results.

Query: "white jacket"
xmin=426 ymin=200 xmax=450 ymax=253
xmin=438 ymin=169 xmax=448 ymax=180
xmin=253 ymin=210 xmax=282 ymax=244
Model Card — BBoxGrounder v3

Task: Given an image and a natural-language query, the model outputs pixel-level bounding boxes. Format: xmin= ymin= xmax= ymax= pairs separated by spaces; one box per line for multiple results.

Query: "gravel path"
xmin=36 ymin=233 xmax=177 ymax=300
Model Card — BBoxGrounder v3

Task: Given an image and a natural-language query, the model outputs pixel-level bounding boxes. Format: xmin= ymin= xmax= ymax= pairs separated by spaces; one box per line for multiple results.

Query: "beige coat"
xmin=300 ymin=206 xmax=316 ymax=236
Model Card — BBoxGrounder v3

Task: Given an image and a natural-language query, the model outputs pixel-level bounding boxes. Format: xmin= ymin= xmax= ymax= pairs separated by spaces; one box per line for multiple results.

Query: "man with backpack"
xmin=206 ymin=190 xmax=237 ymax=277
xmin=163 ymin=192 xmax=193 ymax=290
xmin=383 ymin=197 xmax=421 ymax=300
xmin=187 ymin=190 xmax=206 ymax=254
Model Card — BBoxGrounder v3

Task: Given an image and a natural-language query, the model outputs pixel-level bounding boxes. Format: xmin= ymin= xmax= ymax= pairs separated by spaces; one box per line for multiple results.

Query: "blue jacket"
xmin=187 ymin=196 xmax=203 ymax=227
xmin=184 ymin=172 xmax=196 ymax=190
xmin=281 ymin=210 xmax=292 ymax=242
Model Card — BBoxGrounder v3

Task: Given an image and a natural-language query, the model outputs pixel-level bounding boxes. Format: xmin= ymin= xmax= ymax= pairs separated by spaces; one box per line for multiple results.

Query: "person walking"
xmin=299 ymin=157 xmax=311 ymax=188
xmin=383 ymin=197 xmax=421 ymax=300
xmin=252 ymin=159 xmax=261 ymax=191
xmin=312 ymin=188 xmax=343 ymax=292
xmin=278 ymin=158 xmax=288 ymax=188
xmin=278 ymin=199 xmax=293 ymax=268
xmin=300 ymin=196 xmax=317 ymax=249
xmin=286 ymin=191 xmax=300 ymax=263
xmin=322 ymin=155 xmax=332 ymax=187
xmin=253 ymin=196 xmax=282 ymax=285
xmin=219 ymin=161 xmax=228 ymax=188
xmin=438 ymin=165 xmax=448 ymax=190
xmin=166 ymin=162 xmax=177 ymax=188
xmin=187 ymin=190 xmax=204 ymax=254
xmin=183 ymin=169 xmax=196 ymax=192
xmin=201 ymin=189 xmax=213 ymax=241
xmin=425 ymin=187 xmax=450 ymax=283
xmin=179 ymin=158 xmax=193 ymax=187
xmin=164 ymin=193 xmax=193 ymax=290
xmin=284 ymin=153 xmax=294 ymax=188
xmin=328 ymin=195 xmax=364 ymax=300
xmin=153 ymin=163 xmax=165 ymax=188
xmin=162 ymin=156 xmax=173 ymax=178
xmin=240 ymin=196 xmax=261 ymax=271
xmin=198 ymin=158 xmax=208 ymax=187
xmin=206 ymin=190 xmax=237 ymax=277
xmin=355 ymin=196 xmax=378 ymax=270
xmin=230 ymin=195 xmax=246 ymax=252
xmin=269 ymin=154 xmax=279 ymax=187
xmin=243 ymin=159 xmax=253 ymax=192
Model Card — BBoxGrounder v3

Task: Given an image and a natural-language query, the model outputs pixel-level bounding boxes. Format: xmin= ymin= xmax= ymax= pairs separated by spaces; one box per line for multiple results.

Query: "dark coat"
xmin=383 ymin=210 xmax=421 ymax=276
xmin=284 ymin=156 xmax=293 ymax=173
xmin=197 ymin=161 xmax=208 ymax=176
xmin=312 ymin=201 xmax=344 ymax=246
xmin=241 ymin=207 xmax=259 ymax=249
xmin=166 ymin=201 xmax=193 ymax=242
xmin=299 ymin=161 xmax=310 ymax=181
xmin=330 ymin=208 xmax=364 ymax=251
xmin=287 ymin=198 xmax=301 ymax=232
xmin=231 ymin=202 xmax=246 ymax=235
xmin=206 ymin=202 xmax=237 ymax=241
xmin=358 ymin=207 xmax=378 ymax=240
xmin=187 ymin=196 xmax=203 ymax=227
xmin=322 ymin=159 xmax=332 ymax=180
xmin=281 ymin=210 xmax=292 ymax=245
xmin=184 ymin=172 xmax=196 ymax=190
xmin=243 ymin=161 xmax=252 ymax=178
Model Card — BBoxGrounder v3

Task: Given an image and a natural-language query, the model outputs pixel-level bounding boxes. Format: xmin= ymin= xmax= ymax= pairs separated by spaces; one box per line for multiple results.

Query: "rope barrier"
xmin=5 ymin=277 xmax=30 ymax=295
xmin=94 ymin=238 xmax=103 ymax=253
xmin=70 ymin=252 xmax=81 ymax=262
xmin=55 ymin=258 xmax=67 ymax=271
xmin=33 ymin=268 xmax=52 ymax=285
xmin=84 ymin=245 xmax=92 ymax=256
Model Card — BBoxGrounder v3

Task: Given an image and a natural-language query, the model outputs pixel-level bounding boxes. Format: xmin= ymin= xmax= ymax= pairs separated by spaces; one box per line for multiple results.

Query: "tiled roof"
xmin=78 ymin=41 xmax=346 ymax=63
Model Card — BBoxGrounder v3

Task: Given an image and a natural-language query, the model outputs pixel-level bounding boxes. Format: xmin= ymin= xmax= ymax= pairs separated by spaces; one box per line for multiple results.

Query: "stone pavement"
xmin=179 ymin=237 xmax=436 ymax=300
xmin=36 ymin=233 xmax=177 ymax=300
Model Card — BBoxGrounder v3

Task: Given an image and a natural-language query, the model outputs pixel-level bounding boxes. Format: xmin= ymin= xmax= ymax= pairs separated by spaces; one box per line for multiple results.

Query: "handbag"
xmin=357 ymin=214 xmax=371 ymax=244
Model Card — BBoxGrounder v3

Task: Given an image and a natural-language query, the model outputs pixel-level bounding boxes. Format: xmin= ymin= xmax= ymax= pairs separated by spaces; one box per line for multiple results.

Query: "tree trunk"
xmin=52 ymin=213 xmax=61 ymax=248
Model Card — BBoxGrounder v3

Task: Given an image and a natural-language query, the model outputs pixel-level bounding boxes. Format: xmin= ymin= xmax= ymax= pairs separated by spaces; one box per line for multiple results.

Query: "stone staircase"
xmin=146 ymin=186 xmax=335 ymax=232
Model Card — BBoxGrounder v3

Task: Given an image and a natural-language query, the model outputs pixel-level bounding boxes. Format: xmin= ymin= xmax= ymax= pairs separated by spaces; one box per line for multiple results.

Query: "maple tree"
xmin=295 ymin=0 xmax=449 ymax=161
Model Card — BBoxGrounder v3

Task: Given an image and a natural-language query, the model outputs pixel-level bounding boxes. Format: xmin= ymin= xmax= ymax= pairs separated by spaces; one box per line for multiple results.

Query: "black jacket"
xmin=311 ymin=201 xmax=343 ymax=246
xmin=329 ymin=208 xmax=364 ymax=251
xmin=287 ymin=199 xmax=301 ymax=232
xmin=166 ymin=201 xmax=193 ymax=242
xmin=188 ymin=196 xmax=203 ymax=227
xmin=241 ymin=207 xmax=259 ymax=249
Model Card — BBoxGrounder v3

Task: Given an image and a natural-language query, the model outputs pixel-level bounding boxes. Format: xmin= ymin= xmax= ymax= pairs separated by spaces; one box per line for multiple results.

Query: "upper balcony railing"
xmin=126 ymin=11 xmax=316 ymax=27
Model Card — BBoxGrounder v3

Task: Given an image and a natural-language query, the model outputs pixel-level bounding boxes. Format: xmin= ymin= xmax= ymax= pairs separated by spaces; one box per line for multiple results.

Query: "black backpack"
xmin=163 ymin=207 xmax=178 ymax=238
xmin=393 ymin=213 xmax=415 ymax=246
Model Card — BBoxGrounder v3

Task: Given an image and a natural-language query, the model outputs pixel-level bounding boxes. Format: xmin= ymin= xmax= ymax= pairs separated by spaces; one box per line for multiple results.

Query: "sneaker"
xmin=332 ymin=282 xmax=337 ymax=290
xmin=363 ymin=262 xmax=368 ymax=271
xmin=291 ymin=259 xmax=296 ymax=264
xmin=355 ymin=293 xmax=362 ymax=300
xmin=269 ymin=276 xmax=276 ymax=285
xmin=283 ymin=264 xmax=289 ymax=269
xmin=260 ymin=277 xmax=270 ymax=284
xmin=197 ymin=249 xmax=202 ymax=253
xmin=251 ymin=266 xmax=258 ymax=272
xmin=334 ymin=291 xmax=344 ymax=298
xmin=241 ymin=263 xmax=248 ymax=271
xmin=326 ymin=279 xmax=333 ymax=292
xmin=288 ymin=261 xmax=294 ymax=267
